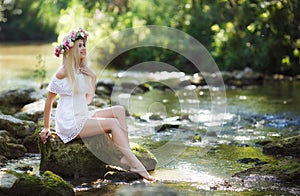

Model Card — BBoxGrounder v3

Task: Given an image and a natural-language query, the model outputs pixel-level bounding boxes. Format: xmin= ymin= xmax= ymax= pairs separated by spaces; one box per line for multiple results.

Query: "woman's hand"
xmin=79 ymin=66 xmax=96 ymax=80
xmin=40 ymin=128 xmax=51 ymax=144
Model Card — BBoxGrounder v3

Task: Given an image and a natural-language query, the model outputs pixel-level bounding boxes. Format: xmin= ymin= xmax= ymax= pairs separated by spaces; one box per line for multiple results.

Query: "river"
xmin=1 ymin=43 xmax=300 ymax=195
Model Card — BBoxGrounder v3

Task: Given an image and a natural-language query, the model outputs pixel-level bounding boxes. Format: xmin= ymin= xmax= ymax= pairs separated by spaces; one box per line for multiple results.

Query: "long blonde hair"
xmin=62 ymin=38 xmax=91 ymax=94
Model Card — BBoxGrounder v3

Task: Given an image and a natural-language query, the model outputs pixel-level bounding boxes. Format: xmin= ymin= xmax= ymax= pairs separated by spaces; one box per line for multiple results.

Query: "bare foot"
xmin=130 ymin=167 xmax=155 ymax=181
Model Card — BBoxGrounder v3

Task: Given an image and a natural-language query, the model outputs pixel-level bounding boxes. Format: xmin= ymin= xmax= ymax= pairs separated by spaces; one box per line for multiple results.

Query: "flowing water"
xmin=1 ymin=43 xmax=300 ymax=195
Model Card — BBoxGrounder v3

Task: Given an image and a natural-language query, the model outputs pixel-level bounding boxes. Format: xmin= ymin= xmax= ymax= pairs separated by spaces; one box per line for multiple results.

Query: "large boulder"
xmin=0 ymin=169 xmax=74 ymax=196
xmin=0 ymin=88 xmax=41 ymax=106
xmin=14 ymin=99 xmax=45 ymax=122
xmin=39 ymin=133 xmax=157 ymax=181
xmin=0 ymin=114 xmax=36 ymax=139
xmin=0 ymin=88 xmax=42 ymax=114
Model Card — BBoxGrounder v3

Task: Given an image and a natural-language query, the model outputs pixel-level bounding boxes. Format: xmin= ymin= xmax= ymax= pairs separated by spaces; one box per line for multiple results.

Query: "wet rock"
xmin=154 ymin=123 xmax=180 ymax=132
xmin=103 ymin=165 xmax=141 ymax=182
xmin=149 ymin=114 xmax=163 ymax=121
xmin=14 ymin=99 xmax=45 ymax=122
xmin=263 ymin=134 xmax=300 ymax=158
xmin=0 ymin=170 xmax=74 ymax=196
xmin=236 ymin=158 xmax=267 ymax=165
xmin=39 ymin=133 xmax=157 ymax=180
xmin=116 ymin=183 xmax=179 ymax=196
xmin=189 ymin=73 xmax=206 ymax=86
xmin=0 ymin=114 xmax=36 ymax=139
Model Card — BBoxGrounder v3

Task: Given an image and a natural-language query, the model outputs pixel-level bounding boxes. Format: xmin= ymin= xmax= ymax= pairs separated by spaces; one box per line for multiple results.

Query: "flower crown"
xmin=54 ymin=28 xmax=89 ymax=57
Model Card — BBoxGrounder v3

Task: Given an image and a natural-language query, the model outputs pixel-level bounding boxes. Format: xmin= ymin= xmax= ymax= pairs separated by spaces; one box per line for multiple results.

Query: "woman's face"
xmin=77 ymin=39 xmax=86 ymax=60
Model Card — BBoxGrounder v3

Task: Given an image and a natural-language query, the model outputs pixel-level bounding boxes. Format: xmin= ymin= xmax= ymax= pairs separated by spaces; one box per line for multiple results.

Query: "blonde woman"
xmin=40 ymin=28 xmax=154 ymax=181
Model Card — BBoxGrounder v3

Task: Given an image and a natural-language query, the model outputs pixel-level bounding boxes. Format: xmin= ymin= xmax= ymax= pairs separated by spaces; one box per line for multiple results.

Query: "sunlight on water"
xmin=154 ymin=168 xmax=222 ymax=183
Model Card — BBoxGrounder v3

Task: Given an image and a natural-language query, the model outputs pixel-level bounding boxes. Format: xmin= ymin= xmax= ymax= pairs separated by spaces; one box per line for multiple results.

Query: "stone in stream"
xmin=0 ymin=169 xmax=74 ymax=196
xmin=39 ymin=133 xmax=157 ymax=182
xmin=0 ymin=114 xmax=36 ymax=139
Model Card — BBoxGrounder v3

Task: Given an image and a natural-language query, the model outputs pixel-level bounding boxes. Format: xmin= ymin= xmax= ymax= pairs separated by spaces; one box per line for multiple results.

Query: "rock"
xmin=189 ymin=73 xmax=206 ymax=86
xmin=14 ymin=99 xmax=45 ymax=122
xmin=39 ymin=133 xmax=157 ymax=181
xmin=0 ymin=140 xmax=27 ymax=159
xmin=221 ymin=68 xmax=264 ymax=87
xmin=0 ymin=169 xmax=74 ymax=196
xmin=0 ymin=88 xmax=40 ymax=105
xmin=23 ymin=133 xmax=39 ymax=153
xmin=97 ymin=78 xmax=115 ymax=90
xmin=154 ymin=123 xmax=180 ymax=132
xmin=95 ymin=79 xmax=115 ymax=99
xmin=191 ymin=134 xmax=202 ymax=142
xmin=118 ymin=81 xmax=150 ymax=95
xmin=149 ymin=114 xmax=163 ymax=121
xmin=103 ymin=165 xmax=141 ymax=182
xmin=0 ymin=130 xmax=17 ymax=143
xmin=0 ymin=114 xmax=36 ymax=139
xmin=263 ymin=134 xmax=300 ymax=158
xmin=91 ymin=96 xmax=110 ymax=108
xmin=233 ymin=159 xmax=300 ymax=183
xmin=236 ymin=158 xmax=267 ymax=165
xmin=0 ymin=170 xmax=18 ymax=189
xmin=0 ymin=155 xmax=8 ymax=167
xmin=115 ymin=183 xmax=179 ymax=196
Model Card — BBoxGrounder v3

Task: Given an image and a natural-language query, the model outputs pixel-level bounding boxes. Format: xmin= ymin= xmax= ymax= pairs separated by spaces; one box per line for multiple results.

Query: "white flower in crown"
xmin=61 ymin=49 xmax=65 ymax=54
xmin=69 ymin=41 xmax=74 ymax=47
xmin=80 ymin=32 xmax=85 ymax=37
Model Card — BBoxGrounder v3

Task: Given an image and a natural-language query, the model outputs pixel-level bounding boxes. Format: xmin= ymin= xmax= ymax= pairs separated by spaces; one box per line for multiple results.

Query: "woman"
xmin=40 ymin=28 xmax=154 ymax=181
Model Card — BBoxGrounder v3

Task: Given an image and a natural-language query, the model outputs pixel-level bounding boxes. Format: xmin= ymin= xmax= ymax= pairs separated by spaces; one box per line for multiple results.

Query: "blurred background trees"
xmin=1 ymin=0 xmax=299 ymax=75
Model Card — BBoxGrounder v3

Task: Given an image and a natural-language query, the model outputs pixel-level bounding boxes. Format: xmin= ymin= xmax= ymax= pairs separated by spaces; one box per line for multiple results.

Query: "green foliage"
xmin=33 ymin=54 xmax=47 ymax=87
xmin=1 ymin=0 xmax=299 ymax=74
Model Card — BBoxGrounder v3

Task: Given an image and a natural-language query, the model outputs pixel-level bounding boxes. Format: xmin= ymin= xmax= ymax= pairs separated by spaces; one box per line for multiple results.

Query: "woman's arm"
xmin=40 ymin=91 xmax=56 ymax=144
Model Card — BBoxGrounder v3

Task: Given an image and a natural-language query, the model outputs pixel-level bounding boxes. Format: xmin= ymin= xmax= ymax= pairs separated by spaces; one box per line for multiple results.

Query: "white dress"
xmin=47 ymin=73 xmax=92 ymax=143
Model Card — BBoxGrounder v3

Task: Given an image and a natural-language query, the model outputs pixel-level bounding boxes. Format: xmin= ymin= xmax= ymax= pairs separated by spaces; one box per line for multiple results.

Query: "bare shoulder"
xmin=56 ymin=67 xmax=66 ymax=79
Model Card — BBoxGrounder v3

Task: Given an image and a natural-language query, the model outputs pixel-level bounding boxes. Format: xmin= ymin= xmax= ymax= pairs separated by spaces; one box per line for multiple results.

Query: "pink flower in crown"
xmin=54 ymin=46 xmax=60 ymax=57
xmin=70 ymin=31 xmax=76 ymax=41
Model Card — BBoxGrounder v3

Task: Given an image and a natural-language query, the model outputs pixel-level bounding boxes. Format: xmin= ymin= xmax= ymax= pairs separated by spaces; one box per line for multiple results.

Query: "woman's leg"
xmin=78 ymin=117 xmax=154 ymax=181
xmin=92 ymin=106 xmax=127 ymax=130
xmin=91 ymin=106 xmax=131 ymax=165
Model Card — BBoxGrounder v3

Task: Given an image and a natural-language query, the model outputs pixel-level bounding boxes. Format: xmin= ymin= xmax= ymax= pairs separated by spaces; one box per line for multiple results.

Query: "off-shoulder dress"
xmin=47 ymin=73 xmax=92 ymax=143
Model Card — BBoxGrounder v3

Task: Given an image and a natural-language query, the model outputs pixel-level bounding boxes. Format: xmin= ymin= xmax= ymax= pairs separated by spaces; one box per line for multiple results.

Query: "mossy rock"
xmin=233 ymin=159 xmax=300 ymax=183
xmin=38 ymin=133 xmax=157 ymax=180
xmin=0 ymin=140 xmax=27 ymax=159
xmin=263 ymin=134 xmax=300 ymax=158
xmin=0 ymin=170 xmax=74 ymax=196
